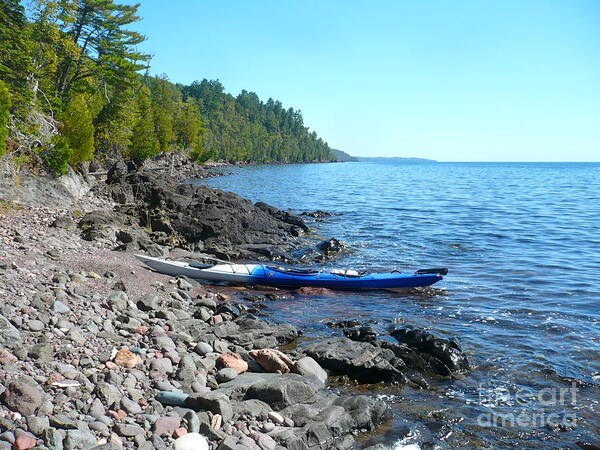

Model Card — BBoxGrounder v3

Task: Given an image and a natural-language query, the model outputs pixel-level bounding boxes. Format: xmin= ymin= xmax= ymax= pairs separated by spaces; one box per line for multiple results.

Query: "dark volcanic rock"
xmin=316 ymin=238 xmax=349 ymax=256
xmin=300 ymin=210 xmax=339 ymax=218
xmin=301 ymin=337 xmax=407 ymax=384
xmin=100 ymin=160 xmax=309 ymax=259
xmin=343 ymin=326 xmax=378 ymax=342
xmin=389 ymin=327 xmax=470 ymax=374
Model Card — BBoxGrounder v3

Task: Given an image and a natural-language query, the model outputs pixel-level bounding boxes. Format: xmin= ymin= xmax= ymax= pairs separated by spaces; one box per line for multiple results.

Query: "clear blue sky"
xmin=130 ymin=0 xmax=600 ymax=161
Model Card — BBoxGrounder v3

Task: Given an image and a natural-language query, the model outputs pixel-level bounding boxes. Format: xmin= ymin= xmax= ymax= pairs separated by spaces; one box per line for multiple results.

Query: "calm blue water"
xmin=202 ymin=162 xmax=600 ymax=448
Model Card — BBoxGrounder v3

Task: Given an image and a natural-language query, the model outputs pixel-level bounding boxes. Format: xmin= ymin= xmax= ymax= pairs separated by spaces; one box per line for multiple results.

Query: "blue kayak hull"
xmin=248 ymin=266 xmax=443 ymax=289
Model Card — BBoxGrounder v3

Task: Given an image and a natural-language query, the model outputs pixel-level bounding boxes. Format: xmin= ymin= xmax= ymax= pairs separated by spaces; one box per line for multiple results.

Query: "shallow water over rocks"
xmin=203 ymin=161 xmax=600 ymax=448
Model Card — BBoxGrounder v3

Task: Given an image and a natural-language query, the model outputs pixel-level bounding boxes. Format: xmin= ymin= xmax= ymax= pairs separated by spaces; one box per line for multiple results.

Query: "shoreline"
xmin=0 ymin=154 xmax=470 ymax=449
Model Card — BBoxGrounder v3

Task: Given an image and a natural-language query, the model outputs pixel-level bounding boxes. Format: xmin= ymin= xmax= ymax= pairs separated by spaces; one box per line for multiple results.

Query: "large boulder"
xmin=102 ymin=160 xmax=309 ymax=258
xmin=301 ymin=338 xmax=407 ymax=384
xmin=389 ymin=327 xmax=470 ymax=374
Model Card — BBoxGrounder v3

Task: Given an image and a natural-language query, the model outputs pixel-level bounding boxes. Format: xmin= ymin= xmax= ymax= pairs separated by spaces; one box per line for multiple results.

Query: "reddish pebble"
xmin=14 ymin=435 xmax=36 ymax=450
xmin=113 ymin=348 xmax=141 ymax=369
xmin=139 ymin=398 xmax=148 ymax=407
xmin=134 ymin=326 xmax=149 ymax=335
xmin=173 ymin=427 xmax=188 ymax=438
xmin=155 ymin=352 xmax=164 ymax=359
xmin=108 ymin=409 xmax=127 ymax=420
xmin=47 ymin=372 xmax=65 ymax=385
xmin=0 ymin=349 xmax=18 ymax=365
xmin=212 ymin=314 xmax=223 ymax=324
xmin=105 ymin=361 xmax=118 ymax=370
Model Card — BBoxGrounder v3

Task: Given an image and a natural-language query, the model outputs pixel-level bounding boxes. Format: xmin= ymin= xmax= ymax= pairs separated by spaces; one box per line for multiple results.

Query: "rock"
xmin=216 ymin=437 xmax=242 ymax=450
xmin=0 ymin=349 xmax=18 ymax=365
xmin=174 ymin=433 xmax=209 ymax=450
xmin=294 ymin=286 xmax=335 ymax=296
xmin=64 ymin=430 xmax=97 ymax=450
xmin=136 ymin=294 xmax=161 ymax=311
xmin=326 ymin=319 xmax=361 ymax=329
xmin=267 ymin=411 xmax=284 ymax=424
xmin=14 ymin=431 xmax=36 ymax=450
xmin=194 ymin=342 xmax=213 ymax=356
xmin=183 ymin=411 xmax=200 ymax=433
xmin=52 ymin=300 xmax=70 ymax=313
xmin=177 ymin=278 xmax=194 ymax=290
xmin=28 ymin=343 xmax=54 ymax=362
xmin=49 ymin=414 xmax=78 ymax=429
xmin=216 ymin=368 xmax=238 ymax=383
xmin=95 ymin=382 xmax=123 ymax=407
xmin=343 ymin=326 xmax=377 ymax=342
xmin=27 ymin=416 xmax=50 ymax=435
xmin=217 ymin=352 xmax=248 ymax=374
xmin=113 ymin=348 xmax=142 ymax=368
xmin=187 ymin=392 xmax=233 ymax=422
xmin=153 ymin=416 xmax=182 ymax=436
xmin=301 ymin=337 xmax=406 ymax=384
xmin=316 ymin=238 xmax=348 ymax=256
xmin=0 ymin=381 xmax=42 ymax=416
xmin=245 ymin=378 xmax=317 ymax=410
xmin=120 ymin=396 xmax=142 ymax=414
xmin=27 ymin=320 xmax=45 ymax=331
xmin=114 ymin=423 xmax=145 ymax=437
xmin=249 ymin=349 xmax=294 ymax=374
xmin=390 ymin=327 xmax=470 ymax=374
xmin=150 ymin=358 xmax=174 ymax=373
xmin=300 ymin=210 xmax=337 ymax=218
xmin=0 ymin=315 xmax=22 ymax=346
xmin=249 ymin=431 xmax=277 ymax=450
xmin=293 ymin=357 xmax=328 ymax=383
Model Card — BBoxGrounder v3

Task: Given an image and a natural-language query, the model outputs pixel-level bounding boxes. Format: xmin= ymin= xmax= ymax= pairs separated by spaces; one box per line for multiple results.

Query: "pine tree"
xmin=0 ymin=0 xmax=33 ymax=106
xmin=173 ymin=99 xmax=204 ymax=160
xmin=54 ymin=0 xmax=150 ymax=98
xmin=61 ymin=94 xmax=95 ymax=166
xmin=94 ymin=87 xmax=137 ymax=153
xmin=149 ymin=76 xmax=179 ymax=152
xmin=0 ymin=80 xmax=11 ymax=157
xmin=129 ymin=85 xmax=159 ymax=162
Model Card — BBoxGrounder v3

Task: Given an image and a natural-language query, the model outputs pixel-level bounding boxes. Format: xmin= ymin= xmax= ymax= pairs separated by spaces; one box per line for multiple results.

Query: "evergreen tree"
xmin=0 ymin=0 xmax=33 ymax=106
xmin=54 ymin=0 xmax=150 ymax=97
xmin=94 ymin=87 xmax=137 ymax=153
xmin=173 ymin=98 xmax=204 ymax=160
xmin=61 ymin=94 xmax=95 ymax=166
xmin=148 ymin=76 xmax=179 ymax=152
xmin=128 ymin=85 xmax=159 ymax=162
xmin=42 ymin=135 xmax=72 ymax=176
xmin=0 ymin=80 xmax=10 ymax=157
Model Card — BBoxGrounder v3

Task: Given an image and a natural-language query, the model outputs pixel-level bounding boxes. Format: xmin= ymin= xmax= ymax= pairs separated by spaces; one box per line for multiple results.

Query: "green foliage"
xmin=61 ymin=94 xmax=95 ymax=166
xmin=94 ymin=87 xmax=137 ymax=153
xmin=182 ymin=80 xmax=332 ymax=162
xmin=0 ymin=1 xmax=331 ymax=166
xmin=42 ymin=135 xmax=72 ymax=176
xmin=128 ymin=86 xmax=159 ymax=162
xmin=0 ymin=0 xmax=33 ymax=107
xmin=0 ymin=80 xmax=10 ymax=157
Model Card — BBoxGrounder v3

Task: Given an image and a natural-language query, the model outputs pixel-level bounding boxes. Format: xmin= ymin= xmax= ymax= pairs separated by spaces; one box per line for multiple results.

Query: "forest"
xmin=0 ymin=0 xmax=333 ymax=175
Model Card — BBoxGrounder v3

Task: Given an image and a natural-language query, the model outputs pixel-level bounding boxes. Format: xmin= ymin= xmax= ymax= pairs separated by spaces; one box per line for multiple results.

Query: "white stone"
xmin=174 ymin=433 xmax=209 ymax=450
xmin=267 ymin=411 xmax=284 ymax=424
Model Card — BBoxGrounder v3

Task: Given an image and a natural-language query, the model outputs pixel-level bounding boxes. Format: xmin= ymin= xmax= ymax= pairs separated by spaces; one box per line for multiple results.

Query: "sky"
xmin=129 ymin=0 xmax=600 ymax=162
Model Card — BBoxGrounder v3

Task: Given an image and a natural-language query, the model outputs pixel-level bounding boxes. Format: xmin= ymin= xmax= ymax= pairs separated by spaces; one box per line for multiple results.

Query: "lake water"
xmin=202 ymin=161 xmax=600 ymax=448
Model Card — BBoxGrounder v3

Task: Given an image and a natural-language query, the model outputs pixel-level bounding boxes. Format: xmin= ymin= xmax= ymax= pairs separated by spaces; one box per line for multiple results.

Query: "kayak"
xmin=135 ymin=254 xmax=447 ymax=289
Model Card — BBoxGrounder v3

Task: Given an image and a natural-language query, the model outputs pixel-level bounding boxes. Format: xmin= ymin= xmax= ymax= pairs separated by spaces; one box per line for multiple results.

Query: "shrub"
xmin=42 ymin=136 xmax=72 ymax=176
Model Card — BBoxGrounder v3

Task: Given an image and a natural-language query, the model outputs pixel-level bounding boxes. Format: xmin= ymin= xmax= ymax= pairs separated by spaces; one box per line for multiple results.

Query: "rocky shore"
xmin=0 ymin=154 xmax=471 ymax=449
